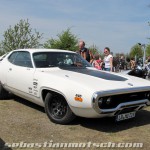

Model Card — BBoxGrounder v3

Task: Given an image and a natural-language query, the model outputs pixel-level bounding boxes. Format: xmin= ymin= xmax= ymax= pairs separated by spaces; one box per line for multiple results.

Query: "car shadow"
xmin=13 ymin=96 xmax=45 ymax=113
xmin=0 ymin=93 xmax=15 ymax=100
xmin=73 ymin=109 xmax=150 ymax=132
xmin=0 ymin=138 xmax=12 ymax=150
xmin=10 ymin=97 xmax=150 ymax=133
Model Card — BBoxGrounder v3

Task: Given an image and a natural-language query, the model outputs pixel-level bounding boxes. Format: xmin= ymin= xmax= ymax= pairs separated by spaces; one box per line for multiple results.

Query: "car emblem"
xmin=128 ymin=83 xmax=133 ymax=86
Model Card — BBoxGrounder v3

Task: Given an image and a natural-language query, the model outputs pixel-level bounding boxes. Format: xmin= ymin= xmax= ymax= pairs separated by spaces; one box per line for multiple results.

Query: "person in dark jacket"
xmin=78 ymin=40 xmax=91 ymax=62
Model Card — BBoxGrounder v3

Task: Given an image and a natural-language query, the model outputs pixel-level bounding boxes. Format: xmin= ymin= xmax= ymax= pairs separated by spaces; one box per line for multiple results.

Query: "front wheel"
xmin=45 ymin=92 xmax=76 ymax=124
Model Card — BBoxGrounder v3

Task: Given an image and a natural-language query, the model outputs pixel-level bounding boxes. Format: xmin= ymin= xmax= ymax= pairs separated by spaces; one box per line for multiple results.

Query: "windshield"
xmin=33 ymin=52 xmax=92 ymax=68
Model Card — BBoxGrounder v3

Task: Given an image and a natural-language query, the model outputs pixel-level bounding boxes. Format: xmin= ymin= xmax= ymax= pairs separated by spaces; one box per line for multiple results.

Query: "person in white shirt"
xmin=103 ymin=47 xmax=113 ymax=72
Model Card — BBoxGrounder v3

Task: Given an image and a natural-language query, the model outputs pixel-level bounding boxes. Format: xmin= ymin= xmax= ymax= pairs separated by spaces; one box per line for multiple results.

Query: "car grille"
xmin=98 ymin=91 xmax=149 ymax=109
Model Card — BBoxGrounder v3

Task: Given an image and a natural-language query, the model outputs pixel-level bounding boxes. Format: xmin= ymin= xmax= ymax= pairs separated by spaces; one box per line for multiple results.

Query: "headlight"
xmin=146 ymin=92 xmax=150 ymax=100
xmin=106 ymin=97 xmax=112 ymax=104
xmin=98 ymin=97 xmax=112 ymax=108
xmin=98 ymin=98 xmax=103 ymax=107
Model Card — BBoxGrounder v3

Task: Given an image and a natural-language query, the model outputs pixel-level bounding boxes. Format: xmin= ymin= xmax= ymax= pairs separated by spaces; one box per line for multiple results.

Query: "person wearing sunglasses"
xmin=103 ymin=47 xmax=113 ymax=72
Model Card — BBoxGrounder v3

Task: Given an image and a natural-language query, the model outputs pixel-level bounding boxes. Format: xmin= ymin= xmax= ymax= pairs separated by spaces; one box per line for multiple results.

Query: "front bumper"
xmin=92 ymin=86 xmax=150 ymax=116
xmin=93 ymin=99 xmax=149 ymax=115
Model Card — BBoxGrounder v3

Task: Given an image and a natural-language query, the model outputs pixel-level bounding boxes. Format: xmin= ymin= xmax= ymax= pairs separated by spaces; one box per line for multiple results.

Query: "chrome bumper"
xmin=92 ymin=86 xmax=150 ymax=115
xmin=93 ymin=99 xmax=149 ymax=115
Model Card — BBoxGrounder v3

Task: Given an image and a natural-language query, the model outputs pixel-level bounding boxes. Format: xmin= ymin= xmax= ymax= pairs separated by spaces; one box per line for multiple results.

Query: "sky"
xmin=0 ymin=0 xmax=150 ymax=54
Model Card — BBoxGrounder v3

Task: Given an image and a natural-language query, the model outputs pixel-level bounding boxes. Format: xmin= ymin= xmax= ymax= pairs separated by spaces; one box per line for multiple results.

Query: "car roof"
xmin=12 ymin=49 xmax=76 ymax=54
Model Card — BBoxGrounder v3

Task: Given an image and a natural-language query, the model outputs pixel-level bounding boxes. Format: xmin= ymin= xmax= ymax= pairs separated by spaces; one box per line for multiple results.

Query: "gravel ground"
xmin=0 ymin=96 xmax=150 ymax=150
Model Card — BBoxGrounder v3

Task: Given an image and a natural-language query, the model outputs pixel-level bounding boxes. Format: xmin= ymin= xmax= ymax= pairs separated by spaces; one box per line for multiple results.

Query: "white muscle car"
xmin=0 ymin=49 xmax=150 ymax=124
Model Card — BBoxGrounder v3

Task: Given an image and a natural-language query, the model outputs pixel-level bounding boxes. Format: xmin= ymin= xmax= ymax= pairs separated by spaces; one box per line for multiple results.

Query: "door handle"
xmin=9 ymin=68 xmax=12 ymax=71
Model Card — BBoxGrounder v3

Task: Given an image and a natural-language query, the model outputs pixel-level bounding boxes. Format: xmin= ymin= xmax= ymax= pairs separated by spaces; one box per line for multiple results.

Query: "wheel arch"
xmin=41 ymin=88 xmax=68 ymax=103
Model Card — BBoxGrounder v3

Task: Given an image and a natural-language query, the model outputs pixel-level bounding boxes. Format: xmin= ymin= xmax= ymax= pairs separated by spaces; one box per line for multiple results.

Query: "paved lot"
xmin=0 ymin=96 xmax=150 ymax=150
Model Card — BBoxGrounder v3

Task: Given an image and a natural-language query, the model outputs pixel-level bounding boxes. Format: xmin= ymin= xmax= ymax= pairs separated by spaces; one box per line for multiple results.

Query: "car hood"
xmin=38 ymin=67 xmax=150 ymax=92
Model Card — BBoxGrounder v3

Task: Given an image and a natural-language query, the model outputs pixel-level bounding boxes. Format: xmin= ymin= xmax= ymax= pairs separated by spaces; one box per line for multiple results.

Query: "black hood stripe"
xmin=61 ymin=68 xmax=128 ymax=81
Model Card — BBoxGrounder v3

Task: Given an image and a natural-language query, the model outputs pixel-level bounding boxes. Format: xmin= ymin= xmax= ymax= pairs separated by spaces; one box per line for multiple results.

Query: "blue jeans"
xmin=104 ymin=68 xmax=111 ymax=71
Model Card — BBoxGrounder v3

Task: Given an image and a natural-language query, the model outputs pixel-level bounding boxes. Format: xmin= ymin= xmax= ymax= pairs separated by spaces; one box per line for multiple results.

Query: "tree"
xmin=88 ymin=44 xmax=102 ymax=55
xmin=146 ymin=44 xmax=150 ymax=56
xmin=0 ymin=51 xmax=3 ymax=56
xmin=0 ymin=43 xmax=3 ymax=56
xmin=43 ymin=28 xmax=78 ymax=51
xmin=129 ymin=44 xmax=143 ymax=59
xmin=0 ymin=19 xmax=43 ymax=53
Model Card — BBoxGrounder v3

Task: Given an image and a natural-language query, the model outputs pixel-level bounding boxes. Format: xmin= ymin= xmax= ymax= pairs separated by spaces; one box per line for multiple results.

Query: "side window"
xmin=33 ymin=53 xmax=49 ymax=68
xmin=8 ymin=52 xmax=18 ymax=63
xmin=8 ymin=51 xmax=33 ymax=68
xmin=33 ymin=54 xmax=47 ymax=61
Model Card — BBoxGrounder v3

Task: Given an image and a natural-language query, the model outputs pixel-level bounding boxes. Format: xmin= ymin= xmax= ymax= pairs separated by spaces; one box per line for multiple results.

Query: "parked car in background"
xmin=0 ymin=49 xmax=150 ymax=124
xmin=127 ymin=65 xmax=147 ymax=79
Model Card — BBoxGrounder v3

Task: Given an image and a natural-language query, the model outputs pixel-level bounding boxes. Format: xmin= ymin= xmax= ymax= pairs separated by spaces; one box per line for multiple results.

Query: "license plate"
xmin=116 ymin=112 xmax=136 ymax=121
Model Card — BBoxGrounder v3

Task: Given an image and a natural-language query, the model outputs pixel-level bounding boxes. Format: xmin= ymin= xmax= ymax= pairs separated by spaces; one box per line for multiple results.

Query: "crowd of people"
xmin=78 ymin=40 xmax=150 ymax=72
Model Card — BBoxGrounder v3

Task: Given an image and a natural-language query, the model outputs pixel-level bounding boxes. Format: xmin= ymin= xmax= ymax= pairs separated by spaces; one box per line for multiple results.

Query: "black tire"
xmin=45 ymin=92 xmax=76 ymax=124
xmin=0 ymin=82 xmax=9 ymax=100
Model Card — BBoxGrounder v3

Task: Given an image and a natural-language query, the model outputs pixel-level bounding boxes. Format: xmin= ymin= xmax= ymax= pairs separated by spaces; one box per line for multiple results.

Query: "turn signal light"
xmin=74 ymin=97 xmax=83 ymax=102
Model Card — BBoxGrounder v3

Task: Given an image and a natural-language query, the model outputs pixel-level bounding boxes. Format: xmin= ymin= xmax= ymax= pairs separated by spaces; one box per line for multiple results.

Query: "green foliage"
xmin=0 ymin=43 xmax=3 ymax=56
xmin=0 ymin=19 xmax=43 ymax=53
xmin=129 ymin=44 xmax=143 ymax=58
xmin=146 ymin=44 xmax=150 ymax=56
xmin=43 ymin=28 xmax=78 ymax=51
xmin=0 ymin=50 xmax=3 ymax=56
xmin=0 ymin=44 xmax=5 ymax=56
xmin=88 ymin=44 xmax=102 ymax=55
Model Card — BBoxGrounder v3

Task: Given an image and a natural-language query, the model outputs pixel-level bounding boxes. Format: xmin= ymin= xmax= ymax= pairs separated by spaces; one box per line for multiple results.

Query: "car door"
xmin=6 ymin=51 xmax=35 ymax=96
